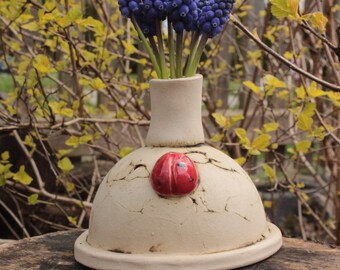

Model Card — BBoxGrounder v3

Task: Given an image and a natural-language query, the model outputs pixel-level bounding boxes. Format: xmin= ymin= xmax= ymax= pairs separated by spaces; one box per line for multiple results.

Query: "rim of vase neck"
xmin=146 ymin=74 xmax=205 ymax=147
xmin=150 ymin=74 xmax=203 ymax=83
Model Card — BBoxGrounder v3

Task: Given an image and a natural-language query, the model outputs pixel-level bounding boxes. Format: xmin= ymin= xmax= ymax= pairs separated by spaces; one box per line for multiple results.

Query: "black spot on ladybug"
xmin=157 ymin=180 xmax=161 ymax=187
xmin=188 ymin=176 xmax=193 ymax=182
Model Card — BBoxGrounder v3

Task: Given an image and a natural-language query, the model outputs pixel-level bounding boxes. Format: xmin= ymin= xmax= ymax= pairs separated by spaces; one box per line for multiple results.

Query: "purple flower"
xmin=166 ymin=0 xmax=199 ymax=33
xmin=118 ymin=0 xmax=168 ymax=36
xmin=196 ymin=0 xmax=235 ymax=38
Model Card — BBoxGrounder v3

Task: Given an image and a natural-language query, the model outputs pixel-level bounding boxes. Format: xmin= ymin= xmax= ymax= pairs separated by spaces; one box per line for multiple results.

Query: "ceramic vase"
xmin=74 ymin=74 xmax=282 ymax=269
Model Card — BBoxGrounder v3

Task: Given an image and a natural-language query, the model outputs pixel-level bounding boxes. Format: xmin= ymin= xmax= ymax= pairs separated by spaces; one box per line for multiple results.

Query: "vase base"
xmin=74 ymin=222 xmax=282 ymax=270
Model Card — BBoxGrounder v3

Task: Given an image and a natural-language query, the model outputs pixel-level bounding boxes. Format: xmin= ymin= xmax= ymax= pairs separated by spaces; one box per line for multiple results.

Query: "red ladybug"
xmin=151 ymin=152 xmax=198 ymax=197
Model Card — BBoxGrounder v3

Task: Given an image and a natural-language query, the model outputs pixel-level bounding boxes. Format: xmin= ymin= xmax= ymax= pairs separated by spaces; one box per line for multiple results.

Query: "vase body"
xmin=75 ymin=75 xmax=282 ymax=269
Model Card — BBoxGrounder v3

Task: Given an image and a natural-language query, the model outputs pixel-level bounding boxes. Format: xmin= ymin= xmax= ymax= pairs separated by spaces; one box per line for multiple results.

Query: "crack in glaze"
xmin=199 ymin=196 xmax=216 ymax=213
xmin=224 ymin=203 xmax=251 ymax=222
xmin=108 ymin=163 xmax=150 ymax=183
xmin=190 ymin=197 xmax=198 ymax=205
xmin=184 ymin=150 xmax=240 ymax=174
xmin=189 ymin=196 xmax=199 ymax=213
xmin=113 ymin=198 xmax=153 ymax=214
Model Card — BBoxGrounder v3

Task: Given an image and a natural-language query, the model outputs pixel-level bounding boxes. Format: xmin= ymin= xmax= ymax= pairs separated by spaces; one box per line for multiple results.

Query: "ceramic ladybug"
xmin=151 ymin=152 xmax=199 ymax=197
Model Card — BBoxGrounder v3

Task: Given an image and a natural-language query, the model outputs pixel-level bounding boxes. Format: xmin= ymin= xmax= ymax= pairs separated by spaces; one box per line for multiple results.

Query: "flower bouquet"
xmin=118 ymin=0 xmax=235 ymax=78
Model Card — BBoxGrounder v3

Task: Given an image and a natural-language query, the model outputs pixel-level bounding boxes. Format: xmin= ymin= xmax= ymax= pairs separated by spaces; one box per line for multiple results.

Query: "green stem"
xmin=175 ymin=31 xmax=183 ymax=78
xmin=186 ymin=34 xmax=209 ymax=77
xmin=168 ymin=21 xmax=175 ymax=79
xmin=156 ymin=21 xmax=167 ymax=79
xmin=184 ymin=31 xmax=200 ymax=75
xmin=131 ymin=15 xmax=161 ymax=78
xmin=149 ymin=36 xmax=161 ymax=67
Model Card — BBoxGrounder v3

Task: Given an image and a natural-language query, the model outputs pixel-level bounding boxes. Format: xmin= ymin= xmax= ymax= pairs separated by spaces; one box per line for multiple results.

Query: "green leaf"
xmin=122 ymin=40 xmax=137 ymax=55
xmin=263 ymin=200 xmax=273 ymax=208
xmin=235 ymin=157 xmax=246 ymax=166
xmin=297 ymin=114 xmax=313 ymax=131
xmin=271 ymin=143 xmax=279 ymax=149
xmin=120 ymin=147 xmax=133 ymax=158
xmin=303 ymin=103 xmax=316 ymax=117
xmin=270 ymin=0 xmax=299 ymax=20
xmin=24 ymin=135 xmax=36 ymax=149
xmin=248 ymin=149 xmax=261 ymax=156
xmin=262 ymin=164 xmax=276 ymax=182
xmin=67 ymin=5 xmax=82 ymax=22
xmin=13 ymin=165 xmax=33 ymax=185
xmin=57 ymin=149 xmax=73 ymax=159
xmin=216 ymin=99 xmax=223 ymax=108
xmin=1 ymin=151 xmax=10 ymax=161
xmin=21 ymin=21 xmax=40 ymax=31
xmin=296 ymin=86 xmax=306 ymax=100
xmin=90 ymin=77 xmax=106 ymax=90
xmin=252 ymin=134 xmax=271 ymax=151
xmin=307 ymin=82 xmax=325 ymax=98
xmin=211 ymin=133 xmax=224 ymax=142
xmin=65 ymin=136 xmax=79 ymax=148
xmin=312 ymin=126 xmax=325 ymax=141
xmin=33 ymin=54 xmax=56 ymax=74
xmin=295 ymin=140 xmax=312 ymax=153
xmin=58 ymin=157 xmax=74 ymax=174
xmin=0 ymin=164 xmax=13 ymax=175
xmin=264 ymin=122 xmax=279 ymax=133
xmin=235 ymin=128 xmax=247 ymax=141
xmin=212 ymin=113 xmax=228 ymax=128
xmin=264 ymin=75 xmax=286 ymax=88
xmin=310 ymin=12 xmax=328 ymax=33
xmin=116 ymin=109 xmax=126 ymax=119
xmin=243 ymin=81 xmax=261 ymax=95
xmin=66 ymin=181 xmax=75 ymax=192
xmin=67 ymin=216 xmax=77 ymax=225
xmin=79 ymin=135 xmax=92 ymax=144
xmin=235 ymin=128 xmax=251 ymax=147
xmin=284 ymin=51 xmax=293 ymax=60
xmin=0 ymin=163 xmax=14 ymax=186
xmin=49 ymin=100 xmax=74 ymax=118
xmin=0 ymin=176 xmax=6 ymax=187
xmin=231 ymin=114 xmax=244 ymax=126
xmin=60 ymin=108 xmax=74 ymax=118
xmin=28 ymin=194 xmax=39 ymax=205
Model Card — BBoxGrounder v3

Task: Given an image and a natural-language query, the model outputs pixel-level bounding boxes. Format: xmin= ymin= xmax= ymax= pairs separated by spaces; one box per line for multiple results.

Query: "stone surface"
xmin=0 ymin=230 xmax=339 ymax=270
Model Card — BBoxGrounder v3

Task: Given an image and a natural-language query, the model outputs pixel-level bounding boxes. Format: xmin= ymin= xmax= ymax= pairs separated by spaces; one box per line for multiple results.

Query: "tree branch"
xmin=231 ymin=15 xmax=340 ymax=92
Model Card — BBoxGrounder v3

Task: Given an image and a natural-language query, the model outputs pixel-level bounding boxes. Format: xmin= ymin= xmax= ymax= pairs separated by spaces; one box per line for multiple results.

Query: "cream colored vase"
xmin=74 ymin=75 xmax=282 ymax=269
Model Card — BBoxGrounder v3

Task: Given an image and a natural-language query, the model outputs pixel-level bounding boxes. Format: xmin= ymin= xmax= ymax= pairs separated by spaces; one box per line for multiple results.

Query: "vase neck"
xmin=146 ymin=75 xmax=205 ymax=147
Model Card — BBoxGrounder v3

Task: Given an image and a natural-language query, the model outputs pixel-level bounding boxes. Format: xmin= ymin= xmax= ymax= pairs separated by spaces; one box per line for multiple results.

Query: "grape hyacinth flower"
xmin=166 ymin=0 xmax=199 ymax=33
xmin=183 ymin=0 xmax=235 ymax=76
xmin=117 ymin=0 xmax=235 ymax=78
xmin=118 ymin=0 xmax=168 ymax=36
xmin=197 ymin=0 xmax=235 ymax=38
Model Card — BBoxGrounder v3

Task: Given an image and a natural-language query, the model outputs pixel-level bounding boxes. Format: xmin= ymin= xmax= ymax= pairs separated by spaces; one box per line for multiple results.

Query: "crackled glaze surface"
xmin=87 ymin=145 xmax=268 ymax=254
